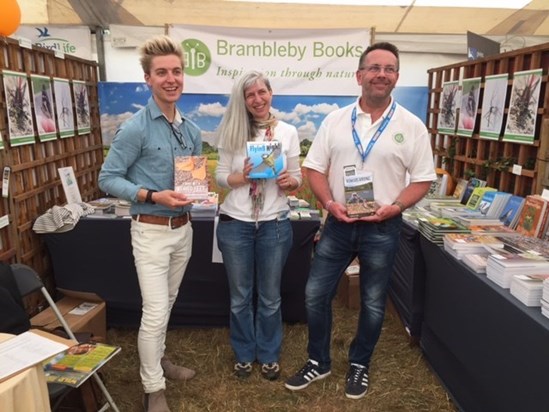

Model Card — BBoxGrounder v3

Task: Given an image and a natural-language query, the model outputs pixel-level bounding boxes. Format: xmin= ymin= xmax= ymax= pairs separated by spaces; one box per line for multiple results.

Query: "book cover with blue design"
xmin=247 ymin=141 xmax=286 ymax=179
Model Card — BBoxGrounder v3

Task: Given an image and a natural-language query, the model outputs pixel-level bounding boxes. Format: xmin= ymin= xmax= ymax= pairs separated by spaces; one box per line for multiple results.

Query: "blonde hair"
xmin=139 ymin=35 xmax=184 ymax=74
xmin=216 ymin=70 xmax=272 ymax=152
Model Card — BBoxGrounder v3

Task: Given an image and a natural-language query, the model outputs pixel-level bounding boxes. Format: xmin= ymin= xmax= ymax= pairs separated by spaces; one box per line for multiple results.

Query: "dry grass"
xmin=101 ymin=301 xmax=457 ymax=412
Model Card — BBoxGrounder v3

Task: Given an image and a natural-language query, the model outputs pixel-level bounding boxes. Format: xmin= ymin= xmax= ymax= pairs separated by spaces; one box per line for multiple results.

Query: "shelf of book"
xmin=427 ymin=42 xmax=549 ymax=198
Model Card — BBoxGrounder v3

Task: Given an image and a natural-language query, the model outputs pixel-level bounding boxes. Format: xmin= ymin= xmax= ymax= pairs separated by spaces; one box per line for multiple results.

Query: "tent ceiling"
xmin=17 ymin=0 xmax=549 ymax=36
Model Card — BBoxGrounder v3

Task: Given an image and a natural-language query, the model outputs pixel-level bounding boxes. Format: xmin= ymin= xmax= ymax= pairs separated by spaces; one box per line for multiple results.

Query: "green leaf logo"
xmin=182 ymin=39 xmax=211 ymax=76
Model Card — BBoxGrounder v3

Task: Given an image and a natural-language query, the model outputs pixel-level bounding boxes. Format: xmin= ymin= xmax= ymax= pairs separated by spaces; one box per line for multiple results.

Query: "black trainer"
xmin=345 ymin=363 xmax=369 ymax=399
xmin=233 ymin=362 xmax=252 ymax=378
xmin=284 ymin=359 xmax=331 ymax=391
xmin=261 ymin=362 xmax=281 ymax=380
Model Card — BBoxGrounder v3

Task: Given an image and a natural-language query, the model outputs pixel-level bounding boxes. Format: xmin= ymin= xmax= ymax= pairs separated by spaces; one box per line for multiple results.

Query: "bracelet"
xmin=392 ymin=200 xmax=405 ymax=213
xmin=145 ymin=189 xmax=157 ymax=204
xmin=325 ymin=200 xmax=334 ymax=211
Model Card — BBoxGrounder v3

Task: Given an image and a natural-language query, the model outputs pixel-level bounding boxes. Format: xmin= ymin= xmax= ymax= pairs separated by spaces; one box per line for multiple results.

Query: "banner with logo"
xmin=13 ymin=25 xmax=93 ymax=61
xmin=168 ymin=25 xmax=370 ymax=96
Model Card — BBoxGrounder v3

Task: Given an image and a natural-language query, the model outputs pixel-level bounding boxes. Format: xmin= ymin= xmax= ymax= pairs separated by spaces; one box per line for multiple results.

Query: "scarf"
xmin=249 ymin=115 xmax=278 ymax=223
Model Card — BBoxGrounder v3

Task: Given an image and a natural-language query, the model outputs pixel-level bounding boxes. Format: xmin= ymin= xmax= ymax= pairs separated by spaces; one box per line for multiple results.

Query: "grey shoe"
xmin=143 ymin=389 xmax=170 ymax=412
xmin=161 ymin=357 xmax=196 ymax=381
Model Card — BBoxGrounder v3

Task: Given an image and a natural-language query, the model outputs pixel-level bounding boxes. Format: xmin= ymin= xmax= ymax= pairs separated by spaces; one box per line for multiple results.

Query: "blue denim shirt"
xmin=98 ymin=97 xmax=202 ymax=217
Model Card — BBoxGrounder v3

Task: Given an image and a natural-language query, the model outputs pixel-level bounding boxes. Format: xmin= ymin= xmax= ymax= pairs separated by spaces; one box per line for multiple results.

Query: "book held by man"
xmin=174 ymin=156 xmax=209 ymax=201
xmin=343 ymin=165 xmax=378 ymax=218
xmin=246 ymin=140 xmax=286 ymax=179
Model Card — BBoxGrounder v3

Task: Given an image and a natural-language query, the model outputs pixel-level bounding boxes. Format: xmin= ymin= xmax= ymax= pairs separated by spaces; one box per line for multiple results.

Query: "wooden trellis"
xmin=0 ymin=36 xmax=103 ymax=314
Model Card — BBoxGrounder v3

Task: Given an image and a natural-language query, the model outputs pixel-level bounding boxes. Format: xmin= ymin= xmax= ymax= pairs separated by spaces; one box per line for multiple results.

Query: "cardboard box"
xmin=30 ymin=289 xmax=106 ymax=341
xmin=338 ymin=260 xmax=360 ymax=310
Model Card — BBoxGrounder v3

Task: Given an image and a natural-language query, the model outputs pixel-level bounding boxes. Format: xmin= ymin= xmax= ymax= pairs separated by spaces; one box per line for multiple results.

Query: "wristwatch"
xmin=392 ymin=200 xmax=405 ymax=213
xmin=145 ymin=189 xmax=157 ymax=204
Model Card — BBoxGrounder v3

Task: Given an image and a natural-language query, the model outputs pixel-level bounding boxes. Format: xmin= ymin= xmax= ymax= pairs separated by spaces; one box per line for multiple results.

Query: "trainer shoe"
xmin=345 ymin=363 xmax=369 ymax=399
xmin=261 ymin=362 xmax=281 ymax=380
xmin=233 ymin=362 xmax=252 ymax=378
xmin=284 ymin=359 xmax=331 ymax=391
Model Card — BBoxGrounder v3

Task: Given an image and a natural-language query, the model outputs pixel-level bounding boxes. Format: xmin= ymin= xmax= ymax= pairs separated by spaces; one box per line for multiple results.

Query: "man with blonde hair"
xmin=99 ymin=35 xmax=202 ymax=412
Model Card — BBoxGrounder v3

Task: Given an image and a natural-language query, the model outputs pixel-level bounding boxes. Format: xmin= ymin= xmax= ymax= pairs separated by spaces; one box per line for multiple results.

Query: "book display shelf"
xmin=427 ymin=42 xmax=549 ymax=198
xmin=0 ymin=36 xmax=102 ymax=312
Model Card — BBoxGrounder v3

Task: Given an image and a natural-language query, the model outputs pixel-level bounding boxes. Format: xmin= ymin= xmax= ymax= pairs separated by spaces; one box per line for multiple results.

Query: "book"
xmin=190 ymin=192 xmax=219 ymax=218
xmin=174 ymin=156 xmax=209 ymax=201
xmin=465 ymin=187 xmax=496 ymax=210
xmin=514 ymin=195 xmax=548 ymax=238
xmin=246 ymin=141 xmax=286 ymax=179
xmin=343 ymin=165 xmax=378 ymax=217
xmin=478 ymin=191 xmax=512 ymax=218
xmin=452 ymin=178 xmax=468 ymax=202
xmin=461 ymin=178 xmax=487 ymax=205
xmin=43 ymin=342 xmax=121 ymax=387
xmin=499 ymin=195 xmax=525 ymax=228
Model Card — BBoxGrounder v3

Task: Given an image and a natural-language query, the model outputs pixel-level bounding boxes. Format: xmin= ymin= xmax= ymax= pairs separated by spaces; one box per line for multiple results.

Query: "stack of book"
xmin=442 ymin=233 xmax=504 ymax=260
xmin=486 ymin=248 xmax=549 ymax=288
xmin=190 ymin=192 xmax=219 ymax=219
xmin=478 ymin=191 xmax=512 ymax=218
xmin=460 ymin=177 xmax=487 ymax=205
xmin=541 ymin=278 xmax=549 ymax=319
xmin=510 ymin=274 xmax=549 ymax=307
xmin=418 ymin=216 xmax=470 ymax=245
xmin=462 ymin=253 xmax=490 ymax=273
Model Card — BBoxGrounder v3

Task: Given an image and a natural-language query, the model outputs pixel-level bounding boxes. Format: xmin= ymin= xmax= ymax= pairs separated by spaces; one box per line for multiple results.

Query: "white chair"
xmin=11 ymin=263 xmax=120 ymax=412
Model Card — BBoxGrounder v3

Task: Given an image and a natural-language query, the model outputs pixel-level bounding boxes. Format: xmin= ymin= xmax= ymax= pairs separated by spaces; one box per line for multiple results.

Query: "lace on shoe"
xmin=345 ymin=363 xmax=369 ymax=399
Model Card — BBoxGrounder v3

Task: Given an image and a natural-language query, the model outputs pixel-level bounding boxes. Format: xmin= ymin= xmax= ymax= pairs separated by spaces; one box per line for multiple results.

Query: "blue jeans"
xmin=305 ymin=214 xmax=402 ymax=370
xmin=216 ymin=217 xmax=292 ymax=364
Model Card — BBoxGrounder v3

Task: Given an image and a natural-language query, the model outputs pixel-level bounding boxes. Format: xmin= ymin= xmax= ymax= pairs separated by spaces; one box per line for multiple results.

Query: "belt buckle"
xmin=169 ymin=216 xmax=176 ymax=229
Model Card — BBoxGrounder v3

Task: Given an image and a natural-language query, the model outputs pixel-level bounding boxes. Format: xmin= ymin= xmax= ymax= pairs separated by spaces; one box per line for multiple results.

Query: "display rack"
xmin=0 ymin=36 xmax=103 ymax=312
xmin=427 ymin=42 xmax=549 ymax=197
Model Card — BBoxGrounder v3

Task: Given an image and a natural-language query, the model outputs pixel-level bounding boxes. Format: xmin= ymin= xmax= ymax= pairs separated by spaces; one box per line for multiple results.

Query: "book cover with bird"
xmin=247 ymin=140 xmax=286 ymax=179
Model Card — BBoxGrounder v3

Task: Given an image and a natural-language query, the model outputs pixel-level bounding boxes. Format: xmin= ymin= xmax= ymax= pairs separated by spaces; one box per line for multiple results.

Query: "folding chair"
xmin=11 ymin=263 xmax=120 ymax=412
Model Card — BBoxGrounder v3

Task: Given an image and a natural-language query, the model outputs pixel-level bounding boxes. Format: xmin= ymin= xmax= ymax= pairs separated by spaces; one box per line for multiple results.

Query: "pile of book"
xmin=443 ymin=233 xmax=504 ymax=260
xmin=541 ymin=279 xmax=549 ymax=319
xmin=510 ymin=274 xmax=549 ymax=307
xmin=485 ymin=236 xmax=549 ymax=288
xmin=190 ymin=192 xmax=218 ymax=218
xmin=418 ymin=216 xmax=470 ymax=245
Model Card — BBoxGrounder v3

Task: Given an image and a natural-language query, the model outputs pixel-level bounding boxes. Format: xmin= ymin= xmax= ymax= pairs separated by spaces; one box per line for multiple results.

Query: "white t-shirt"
xmin=216 ymin=120 xmax=301 ymax=222
xmin=303 ymin=97 xmax=436 ymax=206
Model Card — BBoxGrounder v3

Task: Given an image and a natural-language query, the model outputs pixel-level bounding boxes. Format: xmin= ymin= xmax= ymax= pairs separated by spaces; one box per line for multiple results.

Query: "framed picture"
xmin=503 ymin=69 xmax=542 ymax=144
xmin=53 ymin=78 xmax=75 ymax=138
xmin=30 ymin=74 xmax=57 ymax=142
xmin=479 ymin=73 xmax=508 ymax=140
xmin=2 ymin=70 xmax=35 ymax=146
xmin=437 ymin=80 xmax=460 ymax=134
xmin=72 ymin=80 xmax=91 ymax=134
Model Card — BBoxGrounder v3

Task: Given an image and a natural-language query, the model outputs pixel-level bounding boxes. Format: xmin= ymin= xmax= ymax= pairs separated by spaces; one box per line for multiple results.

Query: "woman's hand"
xmin=276 ymin=170 xmax=296 ymax=191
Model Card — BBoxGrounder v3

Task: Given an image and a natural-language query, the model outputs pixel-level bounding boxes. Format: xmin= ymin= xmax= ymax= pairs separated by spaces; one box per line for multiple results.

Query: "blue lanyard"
xmin=351 ymin=101 xmax=396 ymax=164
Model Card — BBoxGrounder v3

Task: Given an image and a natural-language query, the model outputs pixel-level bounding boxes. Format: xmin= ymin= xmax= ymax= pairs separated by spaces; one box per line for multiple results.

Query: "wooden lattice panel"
xmin=0 ymin=36 xmax=103 ymax=314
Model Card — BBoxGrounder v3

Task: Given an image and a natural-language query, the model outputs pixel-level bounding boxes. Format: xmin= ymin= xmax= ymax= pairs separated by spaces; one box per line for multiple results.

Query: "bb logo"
xmin=182 ymin=39 xmax=211 ymax=76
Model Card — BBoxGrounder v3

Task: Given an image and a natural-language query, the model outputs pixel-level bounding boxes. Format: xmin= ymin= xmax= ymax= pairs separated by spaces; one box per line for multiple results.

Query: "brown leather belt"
xmin=132 ymin=213 xmax=189 ymax=229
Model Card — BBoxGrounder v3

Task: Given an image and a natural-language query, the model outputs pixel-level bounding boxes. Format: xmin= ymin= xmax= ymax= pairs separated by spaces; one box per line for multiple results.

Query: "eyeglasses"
xmin=164 ymin=117 xmax=187 ymax=149
xmin=359 ymin=65 xmax=398 ymax=75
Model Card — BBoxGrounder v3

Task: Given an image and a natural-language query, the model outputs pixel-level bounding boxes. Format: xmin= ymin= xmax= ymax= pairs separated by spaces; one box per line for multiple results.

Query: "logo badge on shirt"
xmin=393 ymin=133 xmax=405 ymax=144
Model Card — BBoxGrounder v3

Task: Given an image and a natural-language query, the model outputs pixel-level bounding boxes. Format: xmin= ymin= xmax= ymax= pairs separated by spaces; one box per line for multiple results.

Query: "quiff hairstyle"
xmin=139 ymin=35 xmax=184 ymax=74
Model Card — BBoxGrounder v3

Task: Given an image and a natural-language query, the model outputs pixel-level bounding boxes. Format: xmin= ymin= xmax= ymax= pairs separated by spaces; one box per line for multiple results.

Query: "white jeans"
xmin=130 ymin=219 xmax=193 ymax=393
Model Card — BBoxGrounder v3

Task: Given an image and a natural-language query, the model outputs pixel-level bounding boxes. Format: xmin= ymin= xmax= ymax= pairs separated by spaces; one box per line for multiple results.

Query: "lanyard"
xmin=351 ymin=101 xmax=396 ymax=164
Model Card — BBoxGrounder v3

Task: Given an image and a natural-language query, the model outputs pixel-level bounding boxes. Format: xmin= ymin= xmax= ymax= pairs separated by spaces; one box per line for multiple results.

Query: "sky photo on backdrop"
xmin=98 ymin=82 xmax=428 ymax=148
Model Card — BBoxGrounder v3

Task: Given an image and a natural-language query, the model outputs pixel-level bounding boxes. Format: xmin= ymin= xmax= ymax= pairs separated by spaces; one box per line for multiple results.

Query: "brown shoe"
xmin=161 ymin=357 xmax=196 ymax=381
xmin=143 ymin=389 xmax=170 ymax=412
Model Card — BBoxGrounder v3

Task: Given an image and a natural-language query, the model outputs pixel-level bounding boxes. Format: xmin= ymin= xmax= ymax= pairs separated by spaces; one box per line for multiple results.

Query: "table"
xmin=0 ymin=333 xmax=51 ymax=412
xmin=388 ymin=220 xmax=425 ymax=340
xmin=42 ymin=217 xmax=320 ymax=328
xmin=420 ymin=236 xmax=549 ymax=412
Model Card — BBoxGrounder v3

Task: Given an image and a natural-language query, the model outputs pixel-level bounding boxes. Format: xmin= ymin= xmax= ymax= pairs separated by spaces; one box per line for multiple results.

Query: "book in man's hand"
xmin=43 ymin=342 xmax=121 ymax=387
xmin=247 ymin=140 xmax=286 ymax=179
xmin=174 ymin=155 xmax=209 ymax=201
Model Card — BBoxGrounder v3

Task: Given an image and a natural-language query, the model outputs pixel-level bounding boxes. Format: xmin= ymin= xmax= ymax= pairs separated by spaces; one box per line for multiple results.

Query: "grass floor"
xmin=102 ymin=300 xmax=457 ymax=412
